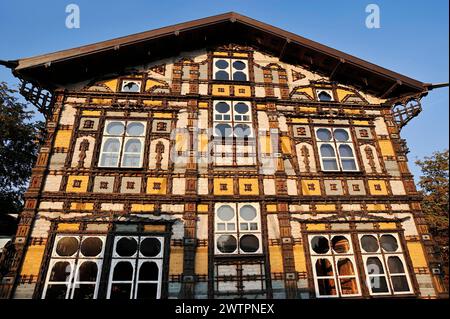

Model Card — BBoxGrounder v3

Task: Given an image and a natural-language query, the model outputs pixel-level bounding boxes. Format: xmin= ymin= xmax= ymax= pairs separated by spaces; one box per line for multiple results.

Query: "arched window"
xmin=213 ymin=58 xmax=249 ymax=81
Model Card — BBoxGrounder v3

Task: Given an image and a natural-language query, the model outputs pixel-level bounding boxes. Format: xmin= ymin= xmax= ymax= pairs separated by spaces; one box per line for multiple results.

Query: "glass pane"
xmin=239 ymin=235 xmax=260 ymax=253
xmin=317 ymin=279 xmax=336 ymax=296
xmin=331 ymin=236 xmax=350 ymax=253
xmin=370 ymin=276 xmax=389 ymax=293
xmin=341 ymin=159 xmax=357 ymax=171
xmin=340 ymin=278 xmax=358 ymax=295
xmin=139 ymin=262 xmax=159 ymax=281
xmin=387 ymin=256 xmax=405 ymax=274
xmin=366 ymin=257 xmax=384 ymax=274
xmin=140 ymin=238 xmax=161 ymax=257
xmin=320 ymin=144 xmax=335 ymax=157
xmin=337 ymin=258 xmax=355 ymax=276
xmin=215 ymin=102 xmax=230 ymax=113
xmin=215 ymin=123 xmax=232 ymax=137
xmin=110 ymin=283 xmax=132 ymax=299
xmin=136 ymin=283 xmax=158 ymax=299
xmin=100 ymin=153 xmax=119 ymax=167
xmin=217 ymin=205 xmax=235 ymax=221
xmin=122 ymin=154 xmax=141 ymax=167
xmin=240 ymin=223 xmax=248 ymax=230
xmin=215 ymin=70 xmax=229 ymax=80
xmin=116 ymin=237 xmax=138 ymax=257
xmin=240 ymin=205 xmax=257 ymax=221
xmin=334 ymin=129 xmax=349 ymax=142
xmin=106 ymin=122 xmax=125 ymax=135
xmin=126 ymin=122 xmax=145 ymax=136
xmin=217 ymin=223 xmax=225 ymax=231
xmin=112 ymin=261 xmax=133 ymax=281
xmin=250 ymin=223 xmax=258 ymax=230
xmin=338 ymin=144 xmax=353 ymax=157
xmin=124 ymin=139 xmax=141 ymax=153
xmin=103 ymin=138 xmax=120 ymax=152
xmin=233 ymin=71 xmax=247 ymax=81
xmin=316 ymin=128 xmax=332 ymax=141
xmin=234 ymin=124 xmax=251 ymax=138
xmin=73 ymin=284 xmax=96 ymax=299
xmin=227 ymin=223 xmax=235 ymax=231
xmin=315 ymin=258 xmax=334 ymax=276
xmin=216 ymin=235 xmax=237 ymax=253
xmin=122 ymin=82 xmax=140 ymax=93
xmin=380 ymin=235 xmax=399 ymax=252
xmin=311 ymin=236 xmax=329 ymax=254
xmin=78 ymin=261 xmax=98 ymax=282
xmin=392 ymin=275 xmax=410 ymax=292
xmin=318 ymin=91 xmax=332 ymax=102
xmin=215 ymin=59 xmax=229 ymax=69
xmin=80 ymin=237 xmax=103 ymax=257
xmin=234 ymin=102 xmax=249 ymax=114
xmin=50 ymin=262 xmax=72 ymax=282
xmin=45 ymin=284 xmax=68 ymax=299
xmin=361 ymin=235 xmax=379 ymax=253
xmin=232 ymin=61 xmax=246 ymax=70
xmin=56 ymin=237 xmax=79 ymax=256
xmin=323 ymin=159 xmax=339 ymax=171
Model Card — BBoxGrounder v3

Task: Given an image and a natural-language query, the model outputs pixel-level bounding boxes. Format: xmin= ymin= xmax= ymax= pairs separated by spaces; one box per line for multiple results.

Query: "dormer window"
xmin=317 ymin=90 xmax=333 ymax=102
xmin=213 ymin=58 xmax=248 ymax=81
xmin=121 ymin=80 xmax=141 ymax=93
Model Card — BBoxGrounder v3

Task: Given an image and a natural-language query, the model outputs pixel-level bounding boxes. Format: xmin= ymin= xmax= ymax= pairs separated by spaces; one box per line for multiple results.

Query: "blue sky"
xmin=0 ymin=0 xmax=448 ymax=179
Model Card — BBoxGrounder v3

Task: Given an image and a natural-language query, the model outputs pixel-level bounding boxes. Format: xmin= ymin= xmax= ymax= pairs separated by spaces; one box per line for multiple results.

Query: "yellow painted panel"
xmin=316 ymin=204 xmax=336 ymax=212
xmin=291 ymin=118 xmax=308 ymax=123
xmin=239 ymin=178 xmax=259 ymax=195
xmin=169 ymin=246 xmax=184 ymax=275
xmin=57 ymin=223 xmax=80 ymax=231
xmin=81 ymin=110 xmax=101 ymax=116
xmin=367 ymin=204 xmax=386 ymax=211
xmin=343 ymin=108 xmax=361 ymax=114
xmin=407 ymin=242 xmax=428 ymax=268
xmin=301 ymin=180 xmax=321 ymax=196
xmin=259 ymin=136 xmax=272 ymax=153
xmin=91 ymin=98 xmax=112 ymax=104
xmin=336 ymin=89 xmax=353 ymax=102
xmin=143 ymin=100 xmax=162 ymax=106
xmin=20 ymin=245 xmax=45 ymax=276
xmin=143 ymin=225 xmax=165 ymax=232
xmin=281 ymin=136 xmax=292 ymax=154
xmin=195 ymin=247 xmax=209 ymax=275
xmin=212 ymin=84 xmax=230 ymax=96
xmin=269 ymin=246 xmax=284 ymax=273
xmin=293 ymin=244 xmax=307 ymax=272
xmin=213 ymin=52 xmax=228 ymax=56
xmin=379 ymin=140 xmax=396 ymax=157
xmin=256 ymin=104 xmax=266 ymax=110
xmin=368 ymin=180 xmax=388 ymax=195
xmin=234 ymin=85 xmax=251 ymax=97
xmin=153 ymin=112 xmax=172 ymax=118
xmin=378 ymin=222 xmax=397 ymax=230
xmin=214 ymin=178 xmax=234 ymax=195
xmin=145 ymin=79 xmax=162 ymax=91
xmin=199 ymin=134 xmax=209 ymax=152
xmin=266 ymin=204 xmax=277 ymax=212
xmin=175 ymin=133 xmax=188 ymax=152
xmin=353 ymin=120 xmax=369 ymax=126
xmin=103 ymin=79 xmax=118 ymax=92
xmin=54 ymin=130 xmax=72 ymax=148
xmin=297 ymin=87 xmax=314 ymax=97
xmin=66 ymin=176 xmax=89 ymax=193
xmin=307 ymin=224 xmax=327 ymax=231
xmin=146 ymin=178 xmax=167 ymax=195
xmin=232 ymin=52 xmax=248 ymax=57
xmin=131 ymin=204 xmax=155 ymax=212
xmin=299 ymin=107 xmax=316 ymax=113
xmin=70 ymin=202 xmax=94 ymax=210
xmin=198 ymin=102 xmax=209 ymax=109
xmin=197 ymin=204 xmax=209 ymax=213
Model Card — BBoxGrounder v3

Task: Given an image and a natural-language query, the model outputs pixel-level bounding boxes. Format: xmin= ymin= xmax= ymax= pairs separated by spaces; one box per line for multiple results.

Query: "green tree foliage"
xmin=0 ymin=81 xmax=44 ymax=216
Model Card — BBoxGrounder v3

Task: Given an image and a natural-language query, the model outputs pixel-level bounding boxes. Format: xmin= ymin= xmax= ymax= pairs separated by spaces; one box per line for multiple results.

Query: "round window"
xmin=116 ymin=237 xmax=138 ymax=257
xmin=240 ymin=205 xmax=257 ymax=221
xmin=331 ymin=235 xmax=350 ymax=253
xmin=217 ymin=205 xmax=235 ymax=221
xmin=360 ymin=235 xmax=379 ymax=252
xmin=232 ymin=61 xmax=246 ymax=70
xmin=56 ymin=237 xmax=79 ymax=256
xmin=215 ymin=102 xmax=230 ymax=113
xmin=234 ymin=124 xmax=251 ymax=138
xmin=240 ymin=234 xmax=260 ymax=253
xmin=126 ymin=122 xmax=145 ymax=136
xmin=316 ymin=128 xmax=332 ymax=141
xmin=216 ymin=235 xmax=237 ymax=253
xmin=310 ymin=236 xmax=330 ymax=254
xmin=215 ymin=59 xmax=229 ymax=69
xmin=215 ymin=123 xmax=232 ymax=137
xmin=80 ymin=237 xmax=103 ymax=257
xmin=140 ymin=238 xmax=161 ymax=257
xmin=234 ymin=102 xmax=249 ymax=114
xmin=380 ymin=234 xmax=398 ymax=252
xmin=334 ymin=129 xmax=350 ymax=142
xmin=106 ymin=122 xmax=125 ymax=135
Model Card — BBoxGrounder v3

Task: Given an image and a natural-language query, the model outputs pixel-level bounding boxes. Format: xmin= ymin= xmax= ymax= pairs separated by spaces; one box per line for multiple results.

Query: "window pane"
xmin=45 ymin=284 xmax=68 ymax=299
xmin=217 ymin=205 xmax=235 ymax=221
xmin=110 ymin=283 xmax=132 ymax=299
xmin=341 ymin=159 xmax=357 ymax=171
xmin=387 ymin=256 xmax=405 ymax=274
xmin=126 ymin=122 xmax=145 ymax=136
xmin=106 ymin=122 xmax=125 ymax=135
xmin=122 ymin=154 xmax=141 ymax=167
xmin=139 ymin=262 xmax=159 ymax=281
xmin=360 ymin=235 xmax=379 ymax=253
xmin=323 ymin=159 xmax=339 ymax=171
xmin=136 ymin=283 xmax=158 ymax=299
xmin=240 ymin=205 xmax=257 ymax=221
xmin=311 ymin=236 xmax=329 ymax=254
xmin=215 ymin=102 xmax=230 ymax=113
xmin=103 ymin=138 xmax=121 ymax=152
xmin=215 ymin=71 xmax=229 ymax=80
xmin=122 ymin=82 xmax=140 ymax=93
xmin=232 ymin=61 xmax=246 ymax=70
xmin=56 ymin=237 xmax=79 ymax=257
xmin=318 ymin=91 xmax=332 ymax=102
xmin=340 ymin=278 xmax=358 ymax=295
xmin=239 ymin=235 xmax=260 ymax=253
xmin=380 ymin=235 xmax=399 ymax=252
xmin=124 ymin=139 xmax=141 ymax=153
xmin=337 ymin=258 xmax=355 ymax=275
xmin=116 ymin=237 xmax=138 ymax=257
xmin=216 ymin=235 xmax=237 ymax=253
xmin=320 ymin=144 xmax=335 ymax=157
xmin=215 ymin=59 xmax=229 ymax=69
xmin=50 ymin=262 xmax=72 ymax=282
xmin=78 ymin=261 xmax=98 ymax=282
xmin=391 ymin=275 xmax=410 ymax=292
xmin=234 ymin=102 xmax=249 ymax=114
xmin=338 ymin=144 xmax=353 ymax=157
xmin=214 ymin=123 xmax=232 ymax=137
xmin=334 ymin=129 xmax=349 ymax=142
xmin=315 ymin=258 xmax=334 ymax=276
xmin=316 ymin=128 xmax=332 ymax=141
xmin=234 ymin=124 xmax=252 ymax=138
xmin=233 ymin=71 xmax=247 ymax=81
xmin=73 ymin=284 xmax=96 ymax=299
xmin=112 ymin=261 xmax=134 ymax=281
xmin=317 ymin=279 xmax=336 ymax=295
xmin=366 ymin=257 xmax=384 ymax=274
xmin=140 ymin=238 xmax=161 ymax=257
xmin=369 ymin=276 xmax=389 ymax=293
xmin=100 ymin=153 xmax=119 ymax=167
xmin=80 ymin=237 xmax=103 ymax=257
xmin=332 ymin=236 xmax=350 ymax=253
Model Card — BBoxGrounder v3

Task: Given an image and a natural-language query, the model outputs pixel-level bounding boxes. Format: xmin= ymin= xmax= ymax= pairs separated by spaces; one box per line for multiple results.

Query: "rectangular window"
xmin=308 ymin=234 xmax=361 ymax=298
xmin=98 ymin=120 xmax=146 ymax=168
xmin=214 ymin=203 xmax=261 ymax=255
xmin=359 ymin=233 xmax=413 ymax=295
xmin=213 ymin=58 xmax=249 ymax=81
xmin=315 ymin=127 xmax=359 ymax=172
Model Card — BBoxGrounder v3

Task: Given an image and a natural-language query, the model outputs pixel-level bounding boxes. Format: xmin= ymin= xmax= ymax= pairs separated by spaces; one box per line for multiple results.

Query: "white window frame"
xmin=213 ymin=58 xmax=249 ymax=81
xmin=98 ymin=120 xmax=146 ymax=168
xmin=214 ymin=203 xmax=262 ymax=255
xmin=316 ymin=89 xmax=334 ymax=102
xmin=121 ymin=80 xmax=142 ymax=93
xmin=315 ymin=127 xmax=359 ymax=172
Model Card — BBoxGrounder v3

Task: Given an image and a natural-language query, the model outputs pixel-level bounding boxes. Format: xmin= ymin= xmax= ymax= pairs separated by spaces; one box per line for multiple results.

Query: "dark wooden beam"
xmin=330 ymin=58 xmax=345 ymax=80
xmin=381 ymin=79 xmax=402 ymax=99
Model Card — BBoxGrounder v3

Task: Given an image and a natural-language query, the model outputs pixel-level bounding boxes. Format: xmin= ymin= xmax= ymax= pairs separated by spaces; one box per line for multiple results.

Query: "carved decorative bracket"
xmin=390 ymin=95 xmax=423 ymax=130
xmin=18 ymin=79 xmax=54 ymax=119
